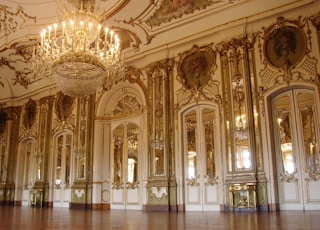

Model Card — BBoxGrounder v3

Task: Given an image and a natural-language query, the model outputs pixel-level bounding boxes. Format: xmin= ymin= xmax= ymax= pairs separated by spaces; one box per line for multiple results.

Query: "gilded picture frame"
xmin=177 ymin=44 xmax=216 ymax=91
xmin=263 ymin=19 xmax=307 ymax=69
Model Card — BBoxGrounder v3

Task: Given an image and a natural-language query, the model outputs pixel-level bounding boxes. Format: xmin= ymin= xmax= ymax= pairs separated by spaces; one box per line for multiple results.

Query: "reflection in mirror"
xmin=234 ymin=135 xmax=251 ymax=171
xmin=127 ymin=124 xmax=139 ymax=183
xmin=56 ymin=135 xmax=63 ymax=186
xmin=236 ymin=147 xmax=251 ymax=170
xmin=275 ymin=94 xmax=297 ymax=175
xmin=153 ymin=120 xmax=165 ymax=176
xmin=236 ymin=146 xmax=251 ymax=170
xmin=186 ymin=110 xmax=197 ymax=178
xmin=36 ymin=152 xmax=42 ymax=181
xmin=155 ymin=148 xmax=164 ymax=175
xmin=203 ymin=108 xmax=216 ymax=177
xmin=65 ymin=134 xmax=71 ymax=185
xmin=55 ymin=133 xmax=72 ymax=186
xmin=0 ymin=145 xmax=5 ymax=180
xmin=23 ymin=142 xmax=32 ymax=187
xmin=278 ymin=113 xmax=296 ymax=174
xmin=280 ymin=142 xmax=295 ymax=174
xmin=113 ymin=135 xmax=123 ymax=183
xmin=232 ymin=78 xmax=251 ymax=171
xmin=77 ymin=157 xmax=85 ymax=178
xmin=298 ymin=93 xmax=320 ymax=172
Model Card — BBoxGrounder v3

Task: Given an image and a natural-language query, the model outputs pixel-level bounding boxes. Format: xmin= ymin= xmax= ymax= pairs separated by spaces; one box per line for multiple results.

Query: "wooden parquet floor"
xmin=0 ymin=206 xmax=319 ymax=229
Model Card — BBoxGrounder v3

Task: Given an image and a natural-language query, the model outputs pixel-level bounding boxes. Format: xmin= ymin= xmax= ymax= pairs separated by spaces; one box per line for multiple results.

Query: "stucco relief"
xmin=175 ymin=44 xmax=219 ymax=110
xmin=0 ymin=4 xmax=36 ymax=41
xmin=53 ymin=92 xmax=76 ymax=131
xmin=112 ymin=95 xmax=142 ymax=116
xmin=0 ymin=110 xmax=6 ymax=135
xmin=258 ymin=16 xmax=318 ymax=113
xmin=259 ymin=17 xmax=315 ymax=88
xmin=146 ymin=0 xmax=246 ymax=27
xmin=23 ymin=99 xmax=37 ymax=130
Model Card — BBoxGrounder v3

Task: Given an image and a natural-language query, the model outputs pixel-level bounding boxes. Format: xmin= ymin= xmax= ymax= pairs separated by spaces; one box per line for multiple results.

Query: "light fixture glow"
xmin=33 ymin=3 xmax=125 ymax=97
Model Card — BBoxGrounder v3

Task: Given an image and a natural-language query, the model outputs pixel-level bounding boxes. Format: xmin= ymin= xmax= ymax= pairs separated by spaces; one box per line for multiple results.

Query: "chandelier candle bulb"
xmin=104 ymin=28 xmax=108 ymax=44
xmin=54 ymin=23 xmax=57 ymax=38
xmin=48 ymin=26 xmax=51 ymax=41
xmin=62 ymin=21 xmax=66 ymax=36
xmin=110 ymin=30 xmax=114 ymax=44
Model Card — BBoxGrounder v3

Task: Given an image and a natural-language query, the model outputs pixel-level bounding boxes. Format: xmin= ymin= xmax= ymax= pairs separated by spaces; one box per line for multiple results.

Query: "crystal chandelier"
xmin=33 ymin=3 xmax=125 ymax=97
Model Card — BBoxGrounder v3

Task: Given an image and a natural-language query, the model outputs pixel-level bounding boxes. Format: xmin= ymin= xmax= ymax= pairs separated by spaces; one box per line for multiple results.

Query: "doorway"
xmin=111 ymin=121 xmax=141 ymax=210
xmin=182 ymin=105 xmax=221 ymax=211
xmin=270 ymin=88 xmax=320 ymax=210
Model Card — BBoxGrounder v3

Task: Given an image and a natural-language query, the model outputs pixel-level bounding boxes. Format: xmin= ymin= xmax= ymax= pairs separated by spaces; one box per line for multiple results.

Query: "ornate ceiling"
xmin=0 ymin=0 xmax=311 ymax=102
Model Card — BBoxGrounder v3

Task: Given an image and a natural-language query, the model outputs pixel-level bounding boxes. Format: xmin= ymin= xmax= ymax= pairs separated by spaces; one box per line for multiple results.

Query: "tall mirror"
xmin=297 ymin=92 xmax=319 ymax=172
xmin=113 ymin=125 xmax=124 ymax=184
xmin=274 ymin=95 xmax=297 ymax=175
xmin=127 ymin=124 xmax=139 ymax=183
xmin=203 ymin=108 xmax=216 ymax=177
xmin=185 ymin=110 xmax=197 ymax=179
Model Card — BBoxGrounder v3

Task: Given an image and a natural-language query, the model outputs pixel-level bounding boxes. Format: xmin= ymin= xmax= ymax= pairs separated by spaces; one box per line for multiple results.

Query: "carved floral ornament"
xmin=309 ymin=12 xmax=320 ymax=31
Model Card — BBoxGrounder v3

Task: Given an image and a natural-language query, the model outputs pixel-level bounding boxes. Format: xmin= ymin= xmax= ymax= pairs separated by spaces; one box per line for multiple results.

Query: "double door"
xmin=183 ymin=105 xmax=220 ymax=211
xmin=111 ymin=121 xmax=141 ymax=210
xmin=271 ymin=89 xmax=320 ymax=210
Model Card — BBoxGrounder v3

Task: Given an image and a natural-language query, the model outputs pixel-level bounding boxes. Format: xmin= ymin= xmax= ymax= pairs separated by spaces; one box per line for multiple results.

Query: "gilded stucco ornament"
xmin=186 ymin=175 xmax=200 ymax=186
xmin=305 ymin=169 xmax=320 ymax=182
xmin=0 ymin=109 xmax=6 ymax=135
xmin=112 ymin=95 xmax=142 ymax=117
xmin=149 ymin=187 xmax=167 ymax=200
xmin=176 ymin=44 xmax=219 ymax=110
xmin=0 ymin=4 xmax=36 ymax=40
xmin=204 ymin=175 xmax=219 ymax=186
xmin=23 ymin=99 xmax=37 ymax=130
xmin=55 ymin=92 xmax=75 ymax=122
xmin=259 ymin=17 xmax=316 ymax=88
xmin=258 ymin=16 xmax=318 ymax=111
xmin=112 ymin=181 xmax=124 ymax=190
xmin=53 ymin=92 xmax=76 ymax=131
xmin=126 ymin=181 xmax=140 ymax=190
xmin=0 ymin=4 xmax=37 ymax=88
xmin=280 ymin=172 xmax=298 ymax=183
